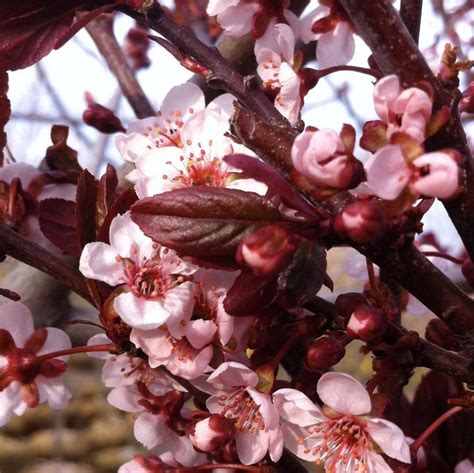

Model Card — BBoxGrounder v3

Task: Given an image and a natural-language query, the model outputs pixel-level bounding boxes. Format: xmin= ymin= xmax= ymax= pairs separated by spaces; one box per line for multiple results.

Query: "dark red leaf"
xmin=39 ymin=198 xmax=81 ymax=257
xmin=0 ymin=71 xmax=10 ymax=166
xmin=278 ymin=241 xmax=327 ymax=310
xmin=131 ymin=186 xmax=291 ymax=257
xmin=76 ymin=169 xmax=98 ymax=248
xmin=224 ymin=154 xmax=321 ymax=220
xmin=223 ymin=271 xmax=277 ymax=317
xmin=96 ymin=164 xmax=118 ymax=230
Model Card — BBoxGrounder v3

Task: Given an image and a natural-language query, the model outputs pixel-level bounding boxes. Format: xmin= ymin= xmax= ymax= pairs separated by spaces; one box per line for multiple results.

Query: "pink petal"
xmin=168 ymin=432 xmax=207 ymax=467
xmin=130 ymin=328 xmax=173 ymax=364
xmin=317 ymin=372 xmax=371 ymax=416
xmin=161 ymin=82 xmax=205 ymax=120
xmin=298 ymin=6 xmax=331 ymax=43
xmin=87 ymin=333 xmax=113 ymax=360
xmin=207 ymin=361 xmax=258 ymax=389
xmin=216 ymin=3 xmax=258 ymax=36
xmin=164 ymin=282 xmax=197 ymax=339
xmin=116 ymin=132 xmax=153 ymax=163
xmin=273 ymin=388 xmax=326 ymax=427
xmin=79 ymin=242 xmax=125 ymax=286
xmin=207 ymin=93 xmax=235 ymax=119
xmin=373 ymin=75 xmax=401 ymax=123
xmin=207 ymin=0 xmax=240 ymax=16
xmin=268 ymin=427 xmax=284 ymax=462
xmin=0 ymin=302 xmax=34 ymax=346
xmin=247 ymin=387 xmax=279 ymax=430
xmin=114 ymin=292 xmax=172 ymax=330
xmin=413 ymin=152 xmax=459 ymax=199
xmin=276 ymin=63 xmax=302 ymax=125
xmin=185 ymin=319 xmax=217 ymax=349
xmin=316 ymin=22 xmax=355 ymax=68
xmin=366 ymin=417 xmax=411 ymax=463
xmin=166 ymin=344 xmax=213 ymax=379
xmin=134 ymin=412 xmax=167 ymax=449
xmin=235 ymin=429 xmax=268 ymax=465
xmin=36 ymin=377 xmax=71 ymax=409
xmin=107 ymin=385 xmax=142 ymax=413
xmin=455 ymin=459 xmax=474 ymax=473
xmin=366 ymin=452 xmax=394 ymax=473
xmin=0 ymin=162 xmax=41 ymax=189
xmin=39 ymin=183 xmax=76 ymax=201
xmin=394 ymin=87 xmax=432 ymax=121
xmin=281 ymin=423 xmax=316 ymax=462
xmin=309 ymin=129 xmax=342 ymax=162
xmin=36 ymin=328 xmax=71 ymax=360
xmin=274 ymin=24 xmax=296 ymax=63
xmin=365 ymin=144 xmax=410 ymax=200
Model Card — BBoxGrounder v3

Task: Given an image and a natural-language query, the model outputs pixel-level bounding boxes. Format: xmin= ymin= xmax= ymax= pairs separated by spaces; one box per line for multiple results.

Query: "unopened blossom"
xmin=274 ymin=372 xmax=411 ymax=472
xmin=298 ymin=1 xmax=355 ymax=68
xmin=0 ymin=162 xmax=75 ymax=252
xmin=0 ymin=302 xmax=71 ymax=426
xmin=189 ymin=414 xmax=235 ymax=453
xmin=373 ymin=75 xmax=433 ymax=144
xmin=255 ymin=22 xmax=302 ymax=124
xmin=366 ymin=144 xmax=460 ymax=201
xmin=292 ymin=127 xmax=362 ymax=189
xmin=108 ymin=383 xmax=203 ymax=467
xmin=455 ymin=459 xmax=474 ymax=473
xmin=79 ymin=212 xmax=197 ymax=330
xmin=204 ymin=361 xmax=284 ymax=465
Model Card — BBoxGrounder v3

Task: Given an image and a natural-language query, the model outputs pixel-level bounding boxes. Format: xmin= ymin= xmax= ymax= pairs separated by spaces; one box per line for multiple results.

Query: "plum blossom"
xmin=79 ymin=212 xmax=197 ymax=330
xmin=373 ymin=75 xmax=433 ymax=144
xmin=298 ymin=1 xmax=356 ymax=68
xmin=0 ymin=302 xmax=71 ymax=426
xmin=291 ymin=126 xmax=362 ymax=189
xmin=455 ymin=459 xmax=474 ymax=473
xmin=0 ymin=162 xmax=75 ymax=252
xmin=365 ymin=144 xmax=460 ymax=201
xmin=204 ymin=361 xmax=284 ymax=465
xmin=207 ymin=0 xmax=292 ymax=38
xmin=255 ymin=23 xmax=302 ymax=124
xmin=274 ymin=372 xmax=411 ymax=472
xmin=108 ymin=382 xmax=204 ymax=467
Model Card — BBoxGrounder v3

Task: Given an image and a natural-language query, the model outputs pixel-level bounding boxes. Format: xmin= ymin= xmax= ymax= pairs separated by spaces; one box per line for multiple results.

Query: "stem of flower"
xmin=366 ymin=258 xmax=377 ymax=291
xmin=422 ymin=251 xmax=464 ymax=265
xmin=35 ymin=343 xmax=116 ymax=363
xmin=410 ymin=406 xmax=463 ymax=454
xmin=316 ymin=65 xmax=382 ymax=79
xmin=270 ymin=332 xmax=303 ymax=372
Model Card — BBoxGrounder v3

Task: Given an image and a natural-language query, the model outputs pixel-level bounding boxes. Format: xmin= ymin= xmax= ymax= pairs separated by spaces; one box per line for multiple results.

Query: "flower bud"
xmin=189 ymin=414 xmax=235 ymax=453
xmin=334 ymin=201 xmax=387 ymax=244
xmin=305 ymin=336 xmax=346 ymax=370
xmin=83 ymin=92 xmax=125 ymax=134
xmin=125 ymin=25 xmax=151 ymax=70
xmin=347 ymin=305 xmax=388 ymax=342
xmin=236 ymin=225 xmax=296 ymax=277
xmin=335 ymin=292 xmax=368 ymax=320
xmin=425 ymin=318 xmax=459 ymax=351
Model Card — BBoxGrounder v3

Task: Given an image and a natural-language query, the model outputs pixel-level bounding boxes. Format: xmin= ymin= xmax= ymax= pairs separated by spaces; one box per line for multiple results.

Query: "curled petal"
xmin=373 ymin=75 xmax=401 ymax=123
xmin=207 ymin=361 xmax=258 ymax=389
xmin=273 ymin=388 xmax=326 ymax=427
xmin=366 ymin=418 xmax=411 ymax=463
xmin=316 ymin=22 xmax=355 ymax=68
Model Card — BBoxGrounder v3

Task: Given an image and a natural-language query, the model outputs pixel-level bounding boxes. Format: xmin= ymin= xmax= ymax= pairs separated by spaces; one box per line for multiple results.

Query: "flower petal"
xmin=134 ymin=411 xmax=167 ymax=449
xmin=273 ymin=388 xmax=326 ymax=426
xmin=366 ymin=417 xmax=411 ymax=463
xmin=207 ymin=361 xmax=258 ymax=389
xmin=79 ymin=242 xmax=125 ymax=286
xmin=235 ymin=429 xmax=268 ymax=465
xmin=316 ymin=22 xmax=355 ymax=68
xmin=317 ymin=372 xmax=371 ymax=416
xmin=0 ymin=302 xmax=34 ymax=346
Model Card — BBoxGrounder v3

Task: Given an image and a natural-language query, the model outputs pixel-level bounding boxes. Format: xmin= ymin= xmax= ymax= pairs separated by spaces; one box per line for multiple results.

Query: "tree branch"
xmin=85 ymin=14 xmax=155 ymax=119
xmin=0 ymin=225 xmax=94 ymax=307
xmin=119 ymin=3 xmax=285 ymax=124
xmin=338 ymin=0 xmax=474 ymax=264
xmin=400 ymin=0 xmax=423 ymax=44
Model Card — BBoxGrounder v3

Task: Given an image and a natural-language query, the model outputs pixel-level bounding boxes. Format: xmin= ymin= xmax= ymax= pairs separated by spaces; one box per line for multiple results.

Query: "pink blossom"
xmin=365 ymin=144 xmax=460 ymax=201
xmin=455 ymin=459 xmax=474 ymax=473
xmin=189 ymin=414 xmax=235 ymax=453
xmin=273 ymin=372 xmax=411 ymax=471
xmin=204 ymin=361 xmax=283 ymax=465
xmin=291 ymin=127 xmax=360 ymax=188
xmin=79 ymin=212 xmax=197 ymax=330
xmin=108 ymin=383 xmax=203 ymax=467
xmin=255 ymin=22 xmax=302 ymax=124
xmin=373 ymin=75 xmax=433 ymax=143
xmin=0 ymin=302 xmax=71 ymax=426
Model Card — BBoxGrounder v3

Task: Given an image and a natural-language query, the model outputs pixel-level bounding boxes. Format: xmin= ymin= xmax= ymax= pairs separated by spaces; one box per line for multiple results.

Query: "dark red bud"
xmin=347 ymin=305 xmax=388 ymax=342
xmin=335 ymin=292 xmax=368 ymax=319
xmin=190 ymin=414 xmax=235 ymax=453
xmin=335 ymin=201 xmax=387 ymax=244
xmin=124 ymin=26 xmax=151 ymax=70
xmin=236 ymin=225 xmax=296 ymax=277
xmin=305 ymin=336 xmax=346 ymax=370
xmin=83 ymin=93 xmax=125 ymax=134
xmin=425 ymin=318 xmax=459 ymax=351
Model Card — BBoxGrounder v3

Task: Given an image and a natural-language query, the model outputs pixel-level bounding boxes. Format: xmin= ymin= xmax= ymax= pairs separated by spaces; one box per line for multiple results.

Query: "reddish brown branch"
xmin=400 ymin=0 xmax=423 ymax=44
xmin=119 ymin=3 xmax=285 ymax=124
xmin=0 ymin=225 xmax=94 ymax=307
xmin=85 ymin=15 xmax=154 ymax=119
xmin=338 ymin=0 xmax=474 ymax=264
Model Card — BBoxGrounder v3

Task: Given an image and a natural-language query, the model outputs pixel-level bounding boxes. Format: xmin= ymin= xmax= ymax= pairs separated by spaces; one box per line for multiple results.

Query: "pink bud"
xmin=347 ymin=305 xmax=388 ymax=342
xmin=425 ymin=319 xmax=459 ymax=351
xmin=306 ymin=336 xmax=346 ymax=370
xmin=334 ymin=201 xmax=387 ymax=244
xmin=190 ymin=414 xmax=235 ymax=453
xmin=236 ymin=225 xmax=296 ymax=277
xmin=83 ymin=93 xmax=125 ymax=134
xmin=335 ymin=292 xmax=368 ymax=319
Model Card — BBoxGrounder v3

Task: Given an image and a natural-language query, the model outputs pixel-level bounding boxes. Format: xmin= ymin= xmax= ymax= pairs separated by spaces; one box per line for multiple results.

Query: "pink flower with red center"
xmin=0 ymin=162 xmax=75 ymax=252
xmin=365 ymin=144 xmax=460 ymax=201
xmin=204 ymin=361 xmax=283 ymax=465
xmin=0 ymin=302 xmax=71 ymax=426
xmin=373 ymin=75 xmax=433 ymax=144
xmin=291 ymin=126 xmax=362 ymax=189
xmin=298 ymin=1 xmax=356 ymax=68
xmin=255 ymin=22 xmax=303 ymax=124
xmin=79 ymin=212 xmax=197 ymax=330
xmin=273 ymin=372 xmax=411 ymax=472
xmin=108 ymin=382 xmax=205 ymax=467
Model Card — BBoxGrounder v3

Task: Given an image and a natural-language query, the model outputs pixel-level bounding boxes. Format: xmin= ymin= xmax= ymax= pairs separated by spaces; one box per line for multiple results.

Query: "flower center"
xmin=132 ymin=265 xmax=172 ymax=298
xmin=4 ymin=349 xmax=40 ymax=385
xmin=0 ymin=181 xmax=26 ymax=228
xmin=299 ymin=416 xmax=371 ymax=472
xmin=218 ymin=388 xmax=266 ymax=434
